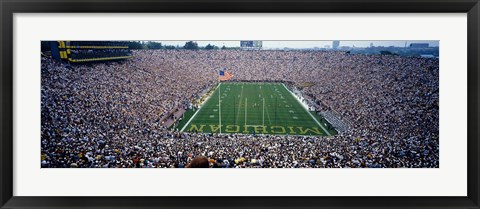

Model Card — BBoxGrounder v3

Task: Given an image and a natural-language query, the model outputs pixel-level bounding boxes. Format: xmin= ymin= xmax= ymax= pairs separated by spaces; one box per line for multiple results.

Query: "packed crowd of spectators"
xmin=69 ymin=41 xmax=131 ymax=47
xmin=69 ymin=49 xmax=131 ymax=60
xmin=41 ymin=49 xmax=439 ymax=168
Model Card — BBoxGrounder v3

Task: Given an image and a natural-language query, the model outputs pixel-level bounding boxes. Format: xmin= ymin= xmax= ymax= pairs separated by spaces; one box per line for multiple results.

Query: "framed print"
xmin=1 ymin=0 xmax=479 ymax=208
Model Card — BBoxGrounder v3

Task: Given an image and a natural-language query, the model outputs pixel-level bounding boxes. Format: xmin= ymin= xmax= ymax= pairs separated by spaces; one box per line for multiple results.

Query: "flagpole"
xmin=219 ymin=83 xmax=221 ymax=134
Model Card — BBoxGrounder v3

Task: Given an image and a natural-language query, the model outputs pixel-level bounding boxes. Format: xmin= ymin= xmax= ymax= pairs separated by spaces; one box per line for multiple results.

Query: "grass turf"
xmin=179 ymin=82 xmax=335 ymax=136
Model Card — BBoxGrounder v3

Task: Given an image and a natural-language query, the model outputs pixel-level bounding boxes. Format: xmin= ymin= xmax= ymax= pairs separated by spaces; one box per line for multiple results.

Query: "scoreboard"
xmin=240 ymin=41 xmax=263 ymax=48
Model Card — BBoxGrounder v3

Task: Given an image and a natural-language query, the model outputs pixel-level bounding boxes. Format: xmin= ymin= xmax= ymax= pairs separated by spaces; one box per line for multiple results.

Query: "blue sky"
xmin=153 ymin=41 xmax=439 ymax=49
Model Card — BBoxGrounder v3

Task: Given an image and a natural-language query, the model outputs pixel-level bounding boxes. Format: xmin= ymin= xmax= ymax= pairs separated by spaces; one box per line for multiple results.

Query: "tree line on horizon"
xmin=40 ymin=41 xmax=230 ymax=51
xmin=128 ymin=41 xmax=228 ymax=50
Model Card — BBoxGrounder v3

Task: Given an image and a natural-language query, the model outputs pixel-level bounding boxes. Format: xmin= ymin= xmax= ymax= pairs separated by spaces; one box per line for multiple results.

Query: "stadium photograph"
xmin=41 ymin=40 xmax=439 ymax=168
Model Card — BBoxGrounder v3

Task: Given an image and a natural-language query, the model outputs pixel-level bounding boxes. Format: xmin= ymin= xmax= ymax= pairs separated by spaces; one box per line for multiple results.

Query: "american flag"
xmin=219 ymin=70 xmax=233 ymax=81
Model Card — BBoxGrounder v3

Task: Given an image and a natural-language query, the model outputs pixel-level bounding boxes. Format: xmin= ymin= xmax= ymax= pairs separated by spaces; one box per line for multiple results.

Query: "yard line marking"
xmin=262 ymin=83 xmax=273 ymax=125
xmin=281 ymin=83 xmax=331 ymax=136
xmin=235 ymin=83 xmax=245 ymax=125
xmin=180 ymin=83 xmax=221 ymax=132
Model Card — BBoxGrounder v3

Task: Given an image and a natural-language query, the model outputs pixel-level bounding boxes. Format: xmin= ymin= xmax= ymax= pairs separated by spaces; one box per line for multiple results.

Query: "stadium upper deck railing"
xmin=67 ymin=56 xmax=133 ymax=63
xmin=66 ymin=45 xmax=129 ymax=49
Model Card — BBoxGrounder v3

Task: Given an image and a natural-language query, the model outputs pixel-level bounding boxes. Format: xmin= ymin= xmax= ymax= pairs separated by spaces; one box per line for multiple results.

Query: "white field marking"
xmin=293 ymin=116 xmax=298 ymax=119
xmin=261 ymin=83 xmax=273 ymax=125
xmin=210 ymin=115 xmax=214 ymax=118
xmin=235 ymin=81 xmax=246 ymax=125
xmin=281 ymin=83 xmax=331 ymax=136
xmin=213 ymin=109 xmax=218 ymax=112
xmin=180 ymin=83 xmax=221 ymax=132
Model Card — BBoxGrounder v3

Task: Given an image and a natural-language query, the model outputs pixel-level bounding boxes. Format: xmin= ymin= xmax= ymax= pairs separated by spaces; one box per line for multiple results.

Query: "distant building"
xmin=332 ymin=41 xmax=340 ymax=49
xmin=240 ymin=41 xmax=262 ymax=49
xmin=409 ymin=43 xmax=429 ymax=48
xmin=420 ymin=54 xmax=437 ymax=59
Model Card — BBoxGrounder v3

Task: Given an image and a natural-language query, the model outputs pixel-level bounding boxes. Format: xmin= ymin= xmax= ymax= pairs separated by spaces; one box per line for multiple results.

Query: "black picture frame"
xmin=1 ymin=0 xmax=479 ymax=208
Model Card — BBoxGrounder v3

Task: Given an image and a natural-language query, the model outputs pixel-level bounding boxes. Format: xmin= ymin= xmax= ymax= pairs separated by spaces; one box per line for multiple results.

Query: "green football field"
xmin=179 ymin=82 xmax=335 ymax=136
